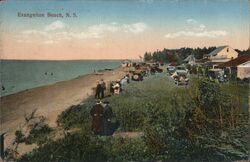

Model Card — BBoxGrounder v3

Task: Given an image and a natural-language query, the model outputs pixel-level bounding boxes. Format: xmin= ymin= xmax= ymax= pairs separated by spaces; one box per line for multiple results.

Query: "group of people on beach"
xmin=90 ymin=100 xmax=119 ymax=136
xmin=109 ymin=74 xmax=130 ymax=95
xmin=95 ymin=74 xmax=130 ymax=98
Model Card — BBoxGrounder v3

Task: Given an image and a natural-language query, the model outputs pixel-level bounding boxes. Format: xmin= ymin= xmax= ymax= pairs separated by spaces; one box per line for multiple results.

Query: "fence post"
xmin=0 ymin=132 xmax=6 ymax=160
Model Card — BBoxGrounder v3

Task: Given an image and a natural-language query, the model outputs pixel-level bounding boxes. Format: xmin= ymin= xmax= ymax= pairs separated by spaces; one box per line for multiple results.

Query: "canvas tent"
xmin=183 ymin=54 xmax=196 ymax=65
xmin=237 ymin=61 xmax=250 ymax=79
xmin=218 ymin=55 xmax=250 ymax=79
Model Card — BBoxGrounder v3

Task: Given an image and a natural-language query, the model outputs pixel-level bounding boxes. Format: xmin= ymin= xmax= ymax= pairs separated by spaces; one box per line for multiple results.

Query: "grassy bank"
xmin=16 ymin=74 xmax=249 ymax=162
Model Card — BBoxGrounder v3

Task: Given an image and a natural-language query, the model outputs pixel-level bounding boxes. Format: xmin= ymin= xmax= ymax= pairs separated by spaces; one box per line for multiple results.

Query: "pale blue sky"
xmin=1 ymin=0 xmax=249 ymax=59
xmin=2 ymin=0 xmax=248 ymax=31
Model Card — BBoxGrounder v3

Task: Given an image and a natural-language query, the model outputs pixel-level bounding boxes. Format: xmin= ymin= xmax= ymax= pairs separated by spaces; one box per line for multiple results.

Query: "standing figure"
xmin=100 ymin=79 xmax=106 ymax=99
xmin=126 ymin=74 xmax=130 ymax=83
xmin=112 ymin=82 xmax=120 ymax=95
xmin=90 ymin=100 xmax=104 ymax=135
xmin=120 ymin=76 xmax=128 ymax=88
xmin=110 ymin=82 xmax=114 ymax=95
xmin=103 ymin=101 xmax=113 ymax=136
xmin=95 ymin=81 xmax=102 ymax=99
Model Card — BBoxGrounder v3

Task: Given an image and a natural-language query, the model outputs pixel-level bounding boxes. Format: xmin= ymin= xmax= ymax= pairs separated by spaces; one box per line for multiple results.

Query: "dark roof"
xmin=206 ymin=45 xmax=228 ymax=57
xmin=219 ymin=55 xmax=250 ymax=67
xmin=197 ymin=58 xmax=210 ymax=63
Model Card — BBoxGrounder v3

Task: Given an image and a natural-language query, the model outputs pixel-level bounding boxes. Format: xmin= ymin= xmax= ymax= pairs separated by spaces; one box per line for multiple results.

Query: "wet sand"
xmin=0 ymin=67 xmax=127 ymax=154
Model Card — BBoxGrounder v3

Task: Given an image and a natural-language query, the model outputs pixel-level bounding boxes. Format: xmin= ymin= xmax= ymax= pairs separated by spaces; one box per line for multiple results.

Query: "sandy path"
xmin=0 ymin=67 xmax=127 ymax=152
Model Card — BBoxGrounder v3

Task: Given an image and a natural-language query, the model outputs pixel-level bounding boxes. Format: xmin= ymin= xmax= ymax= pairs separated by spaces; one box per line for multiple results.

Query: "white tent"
xmin=237 ymin=61 xmax=250 ymax=79
xmin=184 ymin=54 xmax=196 ymax=65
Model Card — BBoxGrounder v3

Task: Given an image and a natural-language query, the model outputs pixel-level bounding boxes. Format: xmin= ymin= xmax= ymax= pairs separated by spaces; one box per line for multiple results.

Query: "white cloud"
xmin=88 ymin=23 xmax=120 ymax=36
xmin=186 ymin=18 xmax=197 ymax=24
xmin=198 ymin=24 xmax=206 ymax=31
xmin=17 ymin=39 xmax=32 ymax=43
xmin=45 ymin=20 xmax=66 ymax=31
xmin=165 ymin=19 xmax=227 ymax=39
xmin=22 ymin=30 xmax=48 ymax=36
xmin=139 ymin=0 xmax=154 ymax=3
xmin=44 ymin=40 xmax=58 ymax=44
xmin=165 ymin=30 xmax=228 ymax=38
xmin=123 ymin=22 xmax=147 ymax=33
xmin=21 ymin=22 xmax=148 ymax=43
xmin=86 ymin=22 xmax=147 ymax=37
xmin=22 ymin=30 xmax=53 ymax=40
xmin=60 ymin=22 xmax=147 ymax=39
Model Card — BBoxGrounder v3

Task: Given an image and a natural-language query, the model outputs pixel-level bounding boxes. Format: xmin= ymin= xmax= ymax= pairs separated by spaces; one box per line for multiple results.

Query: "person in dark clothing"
xmin=100 ymin=79 xmax=106 ymax=99
xmin=103 ymin=101 xmax=113 ymax=136
xmin=90 ymin=100 xmax=104 ymax=135
xmin=126 ymin=74 xmax=130 ymax=84
xmin=95 ymin=81 xmax=102 ymax=99
xmin=102 ymin=101 xmax=120 ymax=135
xmin=110 ymin=82 xmax=114 ymax=95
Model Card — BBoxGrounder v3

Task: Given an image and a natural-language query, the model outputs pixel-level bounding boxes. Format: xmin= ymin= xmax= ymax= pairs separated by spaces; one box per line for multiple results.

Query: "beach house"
xmin=204 ymin=45 xmax=238 ymax=63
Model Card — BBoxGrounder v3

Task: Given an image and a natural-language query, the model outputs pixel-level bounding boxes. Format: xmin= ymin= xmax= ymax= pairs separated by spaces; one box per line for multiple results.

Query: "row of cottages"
xmin=204 ymin=45 xmax=250 ymax=79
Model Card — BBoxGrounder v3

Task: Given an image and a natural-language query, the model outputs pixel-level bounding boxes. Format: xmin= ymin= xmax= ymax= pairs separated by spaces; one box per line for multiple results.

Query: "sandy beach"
xmin=0 ymin=67 xmax=127 ymax=153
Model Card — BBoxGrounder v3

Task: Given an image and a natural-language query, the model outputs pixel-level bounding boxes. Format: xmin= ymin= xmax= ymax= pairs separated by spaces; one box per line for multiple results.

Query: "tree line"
xmin=144 ymin=47 xmax=250 ymax=63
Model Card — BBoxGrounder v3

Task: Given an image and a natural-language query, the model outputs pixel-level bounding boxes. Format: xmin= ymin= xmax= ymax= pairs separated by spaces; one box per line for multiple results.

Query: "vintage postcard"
xmin=0 ymin=0 xmax=249 ymax=161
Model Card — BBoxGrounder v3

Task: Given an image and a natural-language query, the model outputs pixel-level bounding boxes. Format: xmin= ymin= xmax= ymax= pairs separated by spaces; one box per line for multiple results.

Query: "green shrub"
xmin=14 ymin=130 xmax=25 ymax=143
xmin=57 ymin=104 xmax=91 ymax=130
xmin=108 ymin=137 xmax=149 ymax=162
xmin=19 ymin=128 xmax=107 ymax=162
xmin=25 ymin=121 xmax=52 ymax=145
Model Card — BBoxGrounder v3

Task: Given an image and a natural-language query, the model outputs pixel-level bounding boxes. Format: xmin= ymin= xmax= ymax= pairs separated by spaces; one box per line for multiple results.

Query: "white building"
xmin=204 ymin=45 xmax=238 ymax=63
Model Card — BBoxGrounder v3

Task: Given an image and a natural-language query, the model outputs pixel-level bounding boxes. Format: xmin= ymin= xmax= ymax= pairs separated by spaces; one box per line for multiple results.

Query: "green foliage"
xmin=19 ymin=75 xmax=249 ymax=162
xmin=19 ymin=128 xmax=108 ymax=162
xmin=108 ymin=137 xmax=149 ymax=162
xmin=144 ymin=52 xmax=153 ymax=62
xmin=57 ymin=103 xmax=92 ymax=130
xmin=13 ymin=115 xmax=53 ymax=147
xmin=190 ymin=65 xmax=198 ymax=74
xmin=14 ymin=130 xmax=25 ymax=143
xmin=25 ymin=120 xmax=52 ymax=145
xmin=180 ymin=79 xmax=249 ymax=161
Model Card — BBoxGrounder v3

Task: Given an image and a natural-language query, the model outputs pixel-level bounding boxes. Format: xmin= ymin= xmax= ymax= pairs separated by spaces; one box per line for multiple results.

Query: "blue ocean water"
xmin=0 ymin=60 xmax=122 ymax=96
